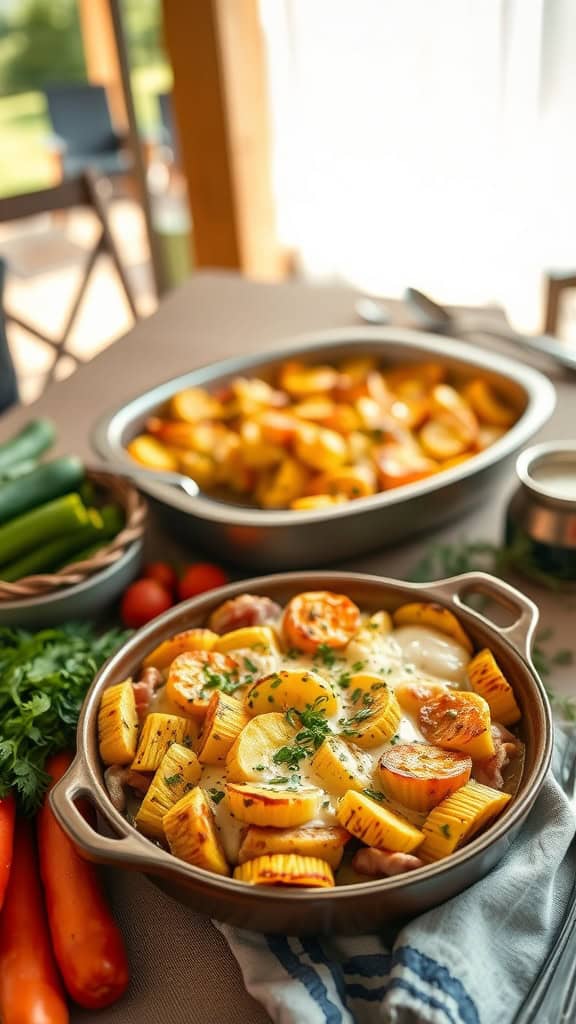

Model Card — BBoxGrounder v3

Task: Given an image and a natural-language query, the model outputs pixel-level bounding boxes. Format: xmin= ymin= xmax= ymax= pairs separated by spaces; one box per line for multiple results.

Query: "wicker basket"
xmin=0 ymin=470 xmax=147 ymax=602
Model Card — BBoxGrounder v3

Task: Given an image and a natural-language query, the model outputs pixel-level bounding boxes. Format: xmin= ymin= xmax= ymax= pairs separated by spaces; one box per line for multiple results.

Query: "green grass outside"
xmin=0 ymin=63 xmax=171 ymax=198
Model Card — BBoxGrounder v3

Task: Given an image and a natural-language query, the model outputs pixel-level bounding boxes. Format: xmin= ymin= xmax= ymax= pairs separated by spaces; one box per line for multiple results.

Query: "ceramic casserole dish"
xmin=51 ymin=570 xmax=551 ymax=935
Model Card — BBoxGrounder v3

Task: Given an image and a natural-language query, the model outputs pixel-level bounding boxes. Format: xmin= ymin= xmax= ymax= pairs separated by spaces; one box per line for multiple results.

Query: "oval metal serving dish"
xmin=51 ymin=570 xmax=551 ymax=935
xmin=93 ymin=327 xmax=556 ymax=569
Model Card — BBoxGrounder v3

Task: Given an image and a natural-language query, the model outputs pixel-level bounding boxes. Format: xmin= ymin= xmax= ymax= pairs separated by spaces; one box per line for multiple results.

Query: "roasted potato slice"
xmin=143 ymin=629 xmax=219 ymax=670
xmin=226 ymin=783 xmax=322 ymax=827
xmin=377 ymin=743 xmax=472 ymax=812
xmin=418 ymin=691 xmax=494 ymax=760
xmin=237 ymin=825 xmax=350 ymax=869
xmin=244 ymin=669 xmax=339 ymax=717
xmin=283 ymin=590 xmax=361 ymax=653
xmin=226 ymin=712 xmax=297 ymax=782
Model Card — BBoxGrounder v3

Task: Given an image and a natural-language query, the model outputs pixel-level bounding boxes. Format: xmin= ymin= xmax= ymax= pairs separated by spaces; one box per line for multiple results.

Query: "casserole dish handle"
xmin=427 ymin=571 xmax=539 ymax=663
xmin=50 ymin=755 xmax=160 ymax=868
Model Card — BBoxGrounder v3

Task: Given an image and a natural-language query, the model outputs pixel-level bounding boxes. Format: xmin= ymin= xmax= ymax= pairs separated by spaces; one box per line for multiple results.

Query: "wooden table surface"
xmin=1 ymin=272 xmax=575 ymax=1024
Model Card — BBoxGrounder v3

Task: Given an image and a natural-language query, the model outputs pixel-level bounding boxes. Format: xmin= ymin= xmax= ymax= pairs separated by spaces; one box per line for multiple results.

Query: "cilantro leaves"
xmin=0 ymin=624 xmax=129 ymax=813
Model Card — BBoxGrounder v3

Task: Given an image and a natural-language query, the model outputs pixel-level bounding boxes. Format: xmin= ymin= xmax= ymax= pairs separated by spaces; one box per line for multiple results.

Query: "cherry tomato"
xmin=178 ymin=563 xmax=228 ymax=601
xmin=121 ymin=579 xmax=173 ymax=628
xmin=143 ymin=561 xmax=178 ymax=595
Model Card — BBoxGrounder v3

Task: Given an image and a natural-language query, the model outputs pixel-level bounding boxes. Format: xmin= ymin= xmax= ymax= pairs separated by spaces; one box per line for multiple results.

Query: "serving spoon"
xmin=357 ymin=287 xmax=576 ymax=373
xmin=96 ymin=464 xmax=200 ymax=498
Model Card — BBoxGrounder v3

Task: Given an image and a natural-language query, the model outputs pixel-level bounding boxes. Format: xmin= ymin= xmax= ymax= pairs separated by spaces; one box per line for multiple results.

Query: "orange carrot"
xmin=0 ymin=816 xmax=69 ymax=1024
xmin=37 ymin=752 xmax=130 ymax=1009
xmin=0 ymin=793 xmax=15 ymax=911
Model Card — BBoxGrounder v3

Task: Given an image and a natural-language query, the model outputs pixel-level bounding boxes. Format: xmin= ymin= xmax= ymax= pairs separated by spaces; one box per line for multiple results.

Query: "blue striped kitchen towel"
xmin=217 ymin=738 xmax=576 ymax=1024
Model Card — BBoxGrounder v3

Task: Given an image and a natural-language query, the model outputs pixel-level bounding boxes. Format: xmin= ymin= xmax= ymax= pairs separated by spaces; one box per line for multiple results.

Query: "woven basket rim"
xmin=0 ymin=469 xmax=147 ymax=603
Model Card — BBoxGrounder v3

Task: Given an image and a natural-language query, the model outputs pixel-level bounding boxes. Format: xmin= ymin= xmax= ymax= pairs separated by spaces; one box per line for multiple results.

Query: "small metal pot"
xmin=51 ymin=571 xmax=551 ymax=935
xmin=507 ymin=441 xmax=576 ymax=583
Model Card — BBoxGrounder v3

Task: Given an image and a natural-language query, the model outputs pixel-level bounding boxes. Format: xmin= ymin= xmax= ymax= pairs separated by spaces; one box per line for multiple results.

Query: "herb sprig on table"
xmin=0 ymin=623 xmax=129 ymax=812
xmin=409 ymin=536 xmax=565 ymax=591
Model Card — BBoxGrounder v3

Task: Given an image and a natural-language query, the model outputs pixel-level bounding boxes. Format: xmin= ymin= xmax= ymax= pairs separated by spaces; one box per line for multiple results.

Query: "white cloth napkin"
xmin=217 ymin=737 xmax=576 ymax=1024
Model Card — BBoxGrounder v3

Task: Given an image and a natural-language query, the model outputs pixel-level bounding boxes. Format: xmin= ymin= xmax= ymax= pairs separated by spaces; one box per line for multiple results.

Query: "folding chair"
xmin=0 ymin=170 xmax=139 ymax=387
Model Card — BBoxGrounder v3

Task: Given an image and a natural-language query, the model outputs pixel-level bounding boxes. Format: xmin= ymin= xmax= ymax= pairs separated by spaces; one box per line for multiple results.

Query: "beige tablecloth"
xmin=2 ymin=272 xmax=575 ymax=1023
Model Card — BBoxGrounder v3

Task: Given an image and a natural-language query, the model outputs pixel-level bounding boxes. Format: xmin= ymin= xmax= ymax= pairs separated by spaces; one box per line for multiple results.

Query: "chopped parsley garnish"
xmin=243 ymin=656 xmax=259 ymax=674
xmin=364 ymin=788 xmax=386 ymax=803
xmin=164 ymin=774 xmax=183 ymax=787
xmin=202 ymin=664 xmax=242 ymax=695
xmin=267 ymin=773 xmax=302 ymax=791
xmin=313 ymin=643 xmax=339 ymax=668
xmin=350 ymin=687 xmax=363 ymax=704
xmin=208 ymin=788 xmax=226 ymax=805
xmin=273 ymin=698 xmax=332 ymax=770
xmin=339 ymin=705 xmax=373 ymax=737
xmin=351 ymin=660 xmax=365 ymax=672
xmin=337 ymin=671 xmax=351 ymax=689
xmin=439 ymin=823 xmax=451 ymax=838
xmin=253 ymin=764 xmax=266 ymax=772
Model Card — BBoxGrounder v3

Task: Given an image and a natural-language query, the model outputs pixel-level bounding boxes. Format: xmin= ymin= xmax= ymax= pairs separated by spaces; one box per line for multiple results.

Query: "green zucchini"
xmin=0 ymin=523 xmax=102 ymax=581
xmin=0 ymin=419 xmax=56 ymax=473
xmin=0 ymin=459 xmax=38 ymax=483
xmin=0 ymin=493 xmax=89 ymax=564
xmin=0 ymin=501 xmax=124 ymax=581
xmin=0 ymin=456 xmax=85 ymax=525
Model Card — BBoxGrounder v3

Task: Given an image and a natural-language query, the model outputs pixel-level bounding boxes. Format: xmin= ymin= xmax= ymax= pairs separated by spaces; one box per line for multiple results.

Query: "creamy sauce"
xmin=530 ymin=460 xmax=576 ymax=500
xmin=141 ymin=615 xmax=476 ymax=859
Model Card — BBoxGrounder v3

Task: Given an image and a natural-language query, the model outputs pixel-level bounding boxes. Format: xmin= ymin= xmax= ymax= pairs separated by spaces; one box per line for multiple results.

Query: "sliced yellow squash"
xmin=340 ymin=678 xmax=401 ymax=749
xmin=169 ymin=386 xmax=224 ymax=423
xmin=234 ymin=853 xmax=334 ymax=888
xmin=143 ymin=629 xmax=219 ymax=670
xmin=463 ymin=379 xmax=516 ymax=428
xmin=98 ymin=680 xmax=139 ymax=766
xmin=467 ymin=649 xmax=521 ymax=726
xmin=226 ymin=782 xmax=322 ymax=827
xmin=131 ymin=713 xmax=196 ymax=772
xmin=127 ymin=435 xmax=178 ymax=472
xmin=197 ymin=691 xmax=251 ymax=764
xmin=226 ymin=712 xmax=298 ymax=782
xmin=244 ymin=669 xmax=339 ymax=717
xmin=134 ymin=743 xmax=201 ymax=840
xmin=418 ymin=780 xmax=512 ymax=862
xmin=336 ymin=790 xmax=423 ymax=853
xmin=392 ymin=602 xmax=473 ymax=653
xmin=214 ymin=625 xmax=279 ymax=657
xmin=163 ymin=787 xmax=229 ymax=875
xmin=311 ymin=735 xmax=373 ymax=797
xmin=237 ymin=825 xmax=350 ymax=869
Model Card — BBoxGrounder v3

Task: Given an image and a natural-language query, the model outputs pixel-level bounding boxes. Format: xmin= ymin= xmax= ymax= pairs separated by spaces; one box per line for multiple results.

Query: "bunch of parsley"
xmin=0 ymin=623 xmax=128 ymax=813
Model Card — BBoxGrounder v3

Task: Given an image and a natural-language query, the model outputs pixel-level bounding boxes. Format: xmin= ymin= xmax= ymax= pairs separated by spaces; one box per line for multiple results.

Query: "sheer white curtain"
xmin=260 ymin=0 xmax=576 ymax=332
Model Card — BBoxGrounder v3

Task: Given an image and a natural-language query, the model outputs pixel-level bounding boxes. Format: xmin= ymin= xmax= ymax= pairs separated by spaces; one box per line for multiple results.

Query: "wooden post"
xmin=162 ymin=0 xmax=284 ymax=279
xmin=78 ymin=0 xmax=128 ymax=131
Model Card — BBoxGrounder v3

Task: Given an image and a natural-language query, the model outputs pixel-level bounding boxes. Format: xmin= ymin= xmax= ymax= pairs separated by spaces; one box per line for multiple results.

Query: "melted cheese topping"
xmin=144 ymin=617 xmax=475 ymax=851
